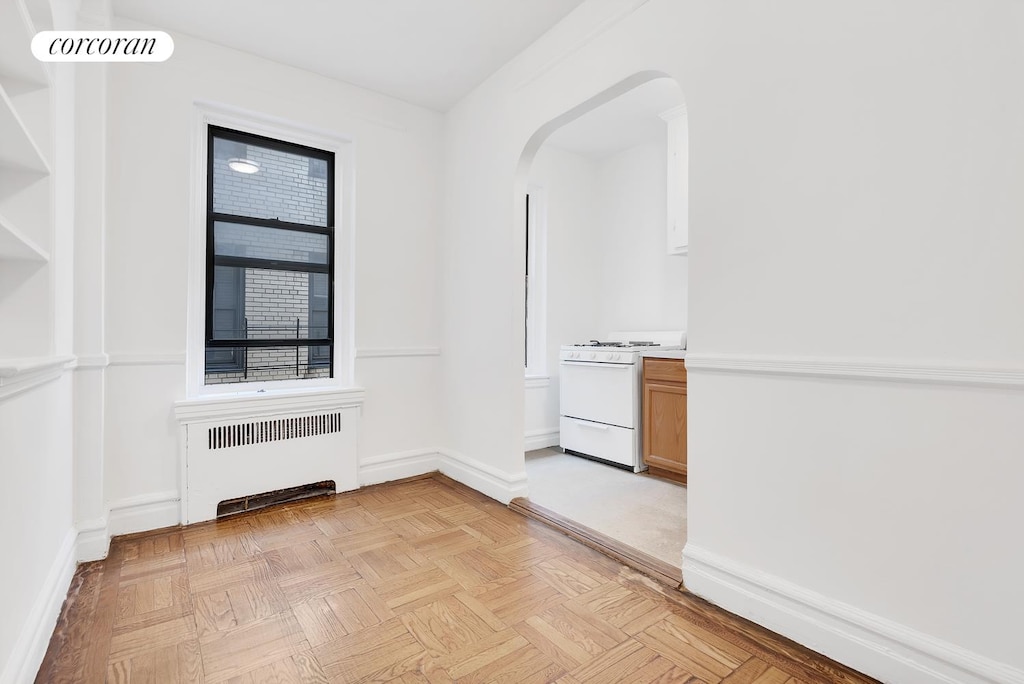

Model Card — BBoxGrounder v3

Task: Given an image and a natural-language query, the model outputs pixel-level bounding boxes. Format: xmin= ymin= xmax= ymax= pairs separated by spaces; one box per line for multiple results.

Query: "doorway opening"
xmin=514 ymin=74 xmax=689 ymax=584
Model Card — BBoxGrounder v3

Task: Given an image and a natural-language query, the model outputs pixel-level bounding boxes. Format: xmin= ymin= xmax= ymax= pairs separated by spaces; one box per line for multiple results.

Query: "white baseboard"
xmin=438 ymin=449 xmax=529 ymax=504
xmin=75 ymin=517 xmax=110 ymax=562
xmin=359 ymin=449 xmax=441 ymax=487
xmin=72 ymin=493 xmax=181 ymax=563
xmin=358 ymin=448 xmax=529 ymax=504
xmin=107 ymin=491 xmax=181 ymax=537
xmin=524 ymin=428 xmax=559 ymax=452
xmin=683 ymin=544 xmax=1024 ymax=684
xmin=0 ymin=528 xmax=77 ymax=684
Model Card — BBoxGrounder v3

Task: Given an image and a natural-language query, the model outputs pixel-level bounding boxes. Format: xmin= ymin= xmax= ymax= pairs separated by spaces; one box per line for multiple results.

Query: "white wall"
xmin=595 ymin=140 xmax=687 ymax=334
xmin=524 ymin=145 xmax=602 ymax=444
xmin=441 ymin=1 xmax=1024 ymax=681
xmin=0 ymin=376 xmax=76 ymax=684
xmin=101 ymin=22 xmax=445 ymax=518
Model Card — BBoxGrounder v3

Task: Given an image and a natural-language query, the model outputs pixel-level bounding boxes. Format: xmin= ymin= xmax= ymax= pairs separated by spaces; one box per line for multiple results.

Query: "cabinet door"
xmin=643 ymin=380 xmax=687 ymax=478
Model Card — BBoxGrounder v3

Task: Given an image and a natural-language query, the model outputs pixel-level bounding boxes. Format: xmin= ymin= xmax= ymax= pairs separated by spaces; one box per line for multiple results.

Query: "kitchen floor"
xmin=524 ymin=448 xmax=687 ymax=569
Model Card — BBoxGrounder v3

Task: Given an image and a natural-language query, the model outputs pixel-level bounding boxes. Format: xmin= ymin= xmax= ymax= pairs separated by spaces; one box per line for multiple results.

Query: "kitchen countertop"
xmin=641 ymin=349 xmax=687 ymax=360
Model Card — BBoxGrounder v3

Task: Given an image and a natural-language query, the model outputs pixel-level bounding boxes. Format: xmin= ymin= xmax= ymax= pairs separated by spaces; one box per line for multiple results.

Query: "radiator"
xmin=178 ymin=400 xmax=360 ymax=524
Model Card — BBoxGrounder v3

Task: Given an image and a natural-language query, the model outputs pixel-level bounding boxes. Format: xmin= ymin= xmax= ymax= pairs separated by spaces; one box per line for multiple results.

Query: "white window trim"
xmin=525 ymin=183 xmax=547 ymax=378
xmin=186 ymin=101 xmax=356 ymax=398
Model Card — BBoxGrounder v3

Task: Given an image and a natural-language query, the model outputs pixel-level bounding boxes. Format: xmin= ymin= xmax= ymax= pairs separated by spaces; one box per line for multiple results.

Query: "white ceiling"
xmin=111 ymin=0 xmax=585 ymax=112
xmin=543 ymin=78 xmax=684 ymax=159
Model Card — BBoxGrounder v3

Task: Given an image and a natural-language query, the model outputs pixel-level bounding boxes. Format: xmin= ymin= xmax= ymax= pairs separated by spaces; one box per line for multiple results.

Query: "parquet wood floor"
xmin=36 ymin=473 xmax=877 ymax=683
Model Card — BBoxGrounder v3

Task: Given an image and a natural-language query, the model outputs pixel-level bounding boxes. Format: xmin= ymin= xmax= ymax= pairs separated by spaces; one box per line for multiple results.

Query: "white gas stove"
xmin=559 ymin=331 xmax=685 ymax=471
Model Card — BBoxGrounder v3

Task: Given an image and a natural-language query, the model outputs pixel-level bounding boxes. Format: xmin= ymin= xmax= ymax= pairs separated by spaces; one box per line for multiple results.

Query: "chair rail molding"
xmin=107 ymin=352 xmax=186 ymax=367
xmin=684 ymin=352 xmax=1024 ymax=389
xmin=355 ymin=347 xmax=441 ymax=359
xmin=74 ymin=353 xmax=110 ymax=370
xmin=0 ymin=355 xmax=75 ymax=401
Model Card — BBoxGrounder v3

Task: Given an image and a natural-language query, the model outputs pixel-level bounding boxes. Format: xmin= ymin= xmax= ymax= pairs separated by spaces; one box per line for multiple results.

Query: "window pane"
xmin=214 ymin=222 xmax=328 ymax=265
xmin=205 ymin=347 xmax=243 ymax=373
xmin=308 ymin=272 xmax=330 ymax=367
xmin=210 ymin=266 xmax=328 ymax=342
xmin=212 ymin=135 xmax=329 ymax=226
xmin=205 ymin=346 xmax=331 ymax=385
xmin=211 ymin=265 xmax=245 ymax=340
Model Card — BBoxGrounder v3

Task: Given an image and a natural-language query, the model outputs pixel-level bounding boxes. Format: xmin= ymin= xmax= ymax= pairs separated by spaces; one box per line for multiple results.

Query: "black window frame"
xmin=204 ymin=125 xmax=336 ymax=380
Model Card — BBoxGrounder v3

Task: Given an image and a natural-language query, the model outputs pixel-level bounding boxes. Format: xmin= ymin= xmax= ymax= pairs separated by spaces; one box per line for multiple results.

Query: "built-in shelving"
xmin=0 ymin=80 xmax=50 ymax=175
xmin=0 ymin=0 xmax=54 ymax=359
xmin=2 ymin=74 xmax=52 ymax=161
xmin=0 ymin=0 xmax=51 ymax=90
xmin=0 ymin=209 xmax=49 ymax=261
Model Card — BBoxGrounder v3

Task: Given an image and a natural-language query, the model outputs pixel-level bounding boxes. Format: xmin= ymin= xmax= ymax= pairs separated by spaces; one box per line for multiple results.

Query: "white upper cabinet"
xmin=660 ymin=106 xmax=688 ymax=256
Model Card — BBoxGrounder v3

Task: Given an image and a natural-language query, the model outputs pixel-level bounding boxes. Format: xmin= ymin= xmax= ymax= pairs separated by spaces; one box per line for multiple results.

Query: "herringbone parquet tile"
xmin=36 ymin=474 xmax=878 ymax=684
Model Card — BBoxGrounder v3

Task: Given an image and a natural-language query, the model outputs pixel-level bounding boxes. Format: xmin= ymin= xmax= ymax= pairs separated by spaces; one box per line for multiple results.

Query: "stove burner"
xmin=572 ymin=340 xmax=661 ymax=348
xmin=574 ymin=341 xmax=626 ymax=347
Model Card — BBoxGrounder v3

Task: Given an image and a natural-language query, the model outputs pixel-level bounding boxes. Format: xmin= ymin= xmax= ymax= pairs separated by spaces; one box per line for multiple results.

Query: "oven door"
xmin=559 ymin=360 xmax=636 ymax=429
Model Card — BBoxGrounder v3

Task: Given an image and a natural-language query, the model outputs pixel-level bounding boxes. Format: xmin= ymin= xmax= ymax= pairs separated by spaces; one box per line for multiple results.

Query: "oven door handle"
xmin=573 ymin=420 xmax=609 ymax=431
xmin=559 ymin=361 xmax=633 ymax=369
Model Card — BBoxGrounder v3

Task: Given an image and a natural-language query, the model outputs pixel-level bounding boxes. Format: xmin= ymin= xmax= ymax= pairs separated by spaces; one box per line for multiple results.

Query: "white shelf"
xmin=2 ymin=74 xmax=51 ymax=161
xmin=0 ymin=0 xmax=51 ymax=89
xmin=0 ymin=209 xmax=49 ymax=261
xmin=0 ymin=80 xmax=49 ymax=174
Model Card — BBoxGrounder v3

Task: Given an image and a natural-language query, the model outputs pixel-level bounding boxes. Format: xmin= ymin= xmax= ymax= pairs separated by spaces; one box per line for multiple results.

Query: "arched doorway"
xmin=512 ymin=73 xmax=690 ymax=584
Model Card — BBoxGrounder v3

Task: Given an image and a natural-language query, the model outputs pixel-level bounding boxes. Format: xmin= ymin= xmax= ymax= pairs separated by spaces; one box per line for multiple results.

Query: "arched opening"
xmin=512 ymin=72 xmax=690 ymax=583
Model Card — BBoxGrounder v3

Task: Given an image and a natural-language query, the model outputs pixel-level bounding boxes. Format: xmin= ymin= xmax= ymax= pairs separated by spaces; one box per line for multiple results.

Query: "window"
xmin=204 ymin=126 xmax=335 ymax=385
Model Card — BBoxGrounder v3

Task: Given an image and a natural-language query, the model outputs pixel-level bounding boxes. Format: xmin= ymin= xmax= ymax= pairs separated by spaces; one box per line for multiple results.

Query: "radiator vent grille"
xmin=208 ymin=412 xmax=342 ymax=450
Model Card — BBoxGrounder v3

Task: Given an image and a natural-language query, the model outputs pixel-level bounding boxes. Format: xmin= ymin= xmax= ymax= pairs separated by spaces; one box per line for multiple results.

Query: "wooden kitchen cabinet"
xmin=642 ymin=357 xmax=687 ymax=484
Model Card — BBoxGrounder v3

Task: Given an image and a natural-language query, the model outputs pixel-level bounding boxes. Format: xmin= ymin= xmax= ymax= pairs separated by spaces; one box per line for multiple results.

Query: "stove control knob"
xmin=589 ymin=352 xmax=597 ymax=360
xmin=611 ymin=353 xmax=620 ymax=361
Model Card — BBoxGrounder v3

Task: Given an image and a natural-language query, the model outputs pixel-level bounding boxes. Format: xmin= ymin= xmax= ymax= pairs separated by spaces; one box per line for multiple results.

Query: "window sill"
xmin=174 ymin=385 xmax=365 ymax=424
xmin=525 ymin=375 xmax=550 ymax=389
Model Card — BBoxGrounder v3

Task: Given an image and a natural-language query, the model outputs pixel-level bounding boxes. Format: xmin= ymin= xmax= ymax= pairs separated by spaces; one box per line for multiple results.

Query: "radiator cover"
xmin=176 ymin=392 xmax=361 ymax=524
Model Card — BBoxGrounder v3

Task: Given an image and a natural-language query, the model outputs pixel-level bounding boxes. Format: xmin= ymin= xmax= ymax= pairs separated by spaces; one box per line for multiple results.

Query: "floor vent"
xmin=216 ymin=480 xmax=336 ymax=518
xmin=208 ymin=412 xmax=342 ymax=450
